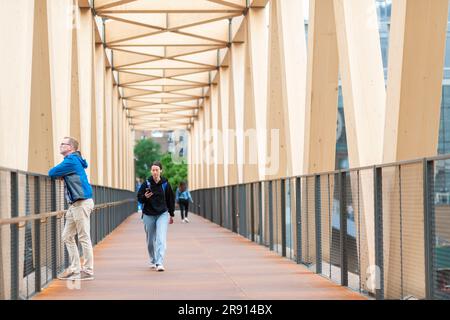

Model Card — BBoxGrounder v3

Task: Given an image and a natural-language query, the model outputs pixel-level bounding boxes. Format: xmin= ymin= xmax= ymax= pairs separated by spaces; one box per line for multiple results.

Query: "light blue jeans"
xmin=143 ymin=212 xmax=169 ymax=266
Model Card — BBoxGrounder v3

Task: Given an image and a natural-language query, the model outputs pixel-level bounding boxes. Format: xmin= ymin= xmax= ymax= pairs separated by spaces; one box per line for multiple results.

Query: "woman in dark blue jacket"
xmin=137 ymin=161 xmax=175 ymax=272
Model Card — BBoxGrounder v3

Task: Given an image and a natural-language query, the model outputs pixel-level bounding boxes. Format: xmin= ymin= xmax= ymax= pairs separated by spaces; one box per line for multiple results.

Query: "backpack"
xmin=139 ymin=179 xmax=168 ymax=209
xmin=140 ymin=179 xmax=168 ymax=219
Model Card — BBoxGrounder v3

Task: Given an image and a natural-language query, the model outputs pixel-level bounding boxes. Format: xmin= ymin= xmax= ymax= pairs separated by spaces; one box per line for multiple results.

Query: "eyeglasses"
xmin=60 ymin=143 xmax=71 ymax=146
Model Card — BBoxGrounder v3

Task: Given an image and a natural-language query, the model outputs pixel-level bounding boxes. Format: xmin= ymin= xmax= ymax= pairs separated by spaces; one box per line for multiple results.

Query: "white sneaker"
xmin=182 ymin=219 xmax=186 ymax=223
xmin=156 ymin=265 xmax=165 ymax=272
xmin=184 ymin=218 xmax=190 ymax=223
xmin=149 ymin=263 xmax=157 ymax=269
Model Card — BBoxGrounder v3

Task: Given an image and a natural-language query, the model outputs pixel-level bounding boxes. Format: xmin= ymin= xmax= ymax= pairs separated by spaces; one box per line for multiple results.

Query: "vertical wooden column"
xmin=94 ymin=43 xmax=106 ymax=185
xmin=204 ymin=95 xmax=211 ymax=188
xmin=198 ymin=108 xmax=205 ymax=189
xmin=245 ymin=7 xmax=268 ymax=182
xmin=105 ymin=67 xmax=113 ymax=186
xmin=334 ymin=0 xmax=386 ymax=168
xmin=266 ymin=0 xmax=307 ymax=179
xmin=111 ymin=85 xmax=119 ymax=188
xmin=130 ymin=128 xmax=136 ymax=190
xmin=70 ymin=7 xmax=81 ymax=143
xmin=122 ymin=102 xmax=126 ymax=189
xmin=190 ymin=123 xmax=195 ymax=190
xmin=90 ymin=50 xmax=99 ymax=185
xmin=219 ymin=66 xmax=231 ymax=186
xmin=230 ymin=42 xmax=246 ymax=184
xmin=0 ymin=0 xmax=34 ymax=171
xmin=211 ymin=83 xmax=220 ymax=188
xmin=193 ymin=121 xmax=200 ymax=190
xmin=266 ymin=0 xmax=288 ymax=180
xmin=116 ymin=90 xmax=120 ymax=188
xmin=303 ymin=0 xmax=339 ymax=174
xmin=118 ymin=100 xmax=124 ymax=189
xmin=28 ymin=0 xmax=54 ymax=174
xmin=384 ymin=0 xmax=449 ymax=162
xmin=215 ymin=79 xmax=225 ymax=188
xmin=187 ymin=129 xmax=193 ymax=189
xmin=77 ymin=8 xmax=94 ymax=178
xmin=48 ymin=0 xmax=73 ymax=166
xmin=126 ymin=120 xmax=130 ymax=190
xmin=227 ymin=57 xmax=239 ymax=186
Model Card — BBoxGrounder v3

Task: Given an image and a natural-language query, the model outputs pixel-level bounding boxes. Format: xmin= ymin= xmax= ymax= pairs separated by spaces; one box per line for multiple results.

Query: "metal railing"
xmin=191 ymin=155 xmax=450 ymax=300
xmin=0 ymin=167 xmax=137 ymax=300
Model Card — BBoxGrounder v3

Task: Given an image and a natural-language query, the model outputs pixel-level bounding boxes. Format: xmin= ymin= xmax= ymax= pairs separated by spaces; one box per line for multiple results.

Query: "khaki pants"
xmin=62 ymin=198 xmax=95 ymax=274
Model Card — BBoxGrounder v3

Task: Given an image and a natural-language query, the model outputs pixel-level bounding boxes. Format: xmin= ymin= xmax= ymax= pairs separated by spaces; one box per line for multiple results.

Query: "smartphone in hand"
xmin=145 ymin=188 xmax=153 ymax=198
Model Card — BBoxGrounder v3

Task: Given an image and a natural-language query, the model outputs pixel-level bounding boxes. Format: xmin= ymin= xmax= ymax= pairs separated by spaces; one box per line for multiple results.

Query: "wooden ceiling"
xmin=93 ymin=0 xmax=251 ymax=131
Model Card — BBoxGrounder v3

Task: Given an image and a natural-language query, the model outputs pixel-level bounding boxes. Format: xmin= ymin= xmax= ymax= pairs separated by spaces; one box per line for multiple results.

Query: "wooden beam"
xmin=244 ymin=7 xmax=268 ymax=182
xmin=28 ymin=0 xmax=54 ymax=174
xmin=303 ymin=0 xmax=339 ymax=174
xmin=384 ymin=0 xmax=449 ymax=162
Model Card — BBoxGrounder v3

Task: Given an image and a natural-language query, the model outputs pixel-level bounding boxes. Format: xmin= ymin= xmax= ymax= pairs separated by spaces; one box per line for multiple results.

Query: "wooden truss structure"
xmin=92 ymin=0 xmax=266 ymax=131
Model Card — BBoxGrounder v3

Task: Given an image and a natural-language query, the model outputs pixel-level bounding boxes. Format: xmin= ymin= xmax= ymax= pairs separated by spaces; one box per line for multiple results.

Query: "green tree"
xmin=134 ymin=138 xmax=162 ymax=181
xmin=160 ymin=153 xmax=188 ymax=190
xmin=134 ymin=139 xmax=188 ymax=192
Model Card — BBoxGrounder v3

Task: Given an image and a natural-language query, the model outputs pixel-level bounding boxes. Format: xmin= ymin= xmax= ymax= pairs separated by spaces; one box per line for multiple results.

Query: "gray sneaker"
xmin=80 ymin=271 xmax=94 ymax=281
xmin=58 ymin=270 xmax=80 ymax=280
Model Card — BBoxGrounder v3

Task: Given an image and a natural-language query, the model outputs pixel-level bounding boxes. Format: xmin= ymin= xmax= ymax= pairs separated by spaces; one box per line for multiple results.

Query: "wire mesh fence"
xmin=191 ymin=155 xmax=450 ymax=300
xmin=0 ymin=167 xmax=136 ymax=300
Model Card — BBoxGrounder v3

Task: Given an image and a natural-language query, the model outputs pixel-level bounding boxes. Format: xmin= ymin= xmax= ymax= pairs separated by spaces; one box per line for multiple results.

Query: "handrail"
xmin=0 ymin=198 xmax=136 ymax=227
xmin=193 ymin=154 xmax=450 ymax=191
xmin=0 ymin=166 xmax=135 ymax=193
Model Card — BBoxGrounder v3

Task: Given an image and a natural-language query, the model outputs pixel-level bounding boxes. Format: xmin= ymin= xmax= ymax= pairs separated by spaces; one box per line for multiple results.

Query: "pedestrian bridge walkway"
xmin=33 ymin=213 xmax=364 ymax=300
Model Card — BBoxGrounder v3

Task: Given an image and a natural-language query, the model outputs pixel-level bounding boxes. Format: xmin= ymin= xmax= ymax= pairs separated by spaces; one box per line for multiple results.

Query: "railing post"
xmin=239 ymin=184 xmax=246 ymax=237
xmin=268 ymin=181 xmax=274 ymax=250
xmin=63 ymin=193 xmax=69 ymax=269
xmin=202 ymin=189 xmax=205 ymax=218
xmin=219 ymin=188 xmax=223 ymax=227
xmin=281 ymin=179 xmax=287 ymax=257
xmin=208 ymin=189 xmax=212 ymax=220
xmin=214 ymin=188 xmax=217 ymax=224
xmin=10 ymin=171 xmax=19 ymax=300
xmin=250 ymin=183 xmax=255 ymax=242
xmin=340 ymin=171 xmax=348 ymax=286
xmin=423 ymin=159 xmax=435 ymax=300
xmin=225 ymin=187 xmax=229 ymax=229
xmin=211 ymin=189 xmax=214 ymax=223
xmin=202 ymin=189 xmax=205 ymax=219
xmin=50 ymin=180 xmax=57 ymax=279
xmin=210 ymin=189 xmax=214 ymax=221
xmin=374 ymin=166 xmax=384 ymax=299
xmin=296 ymin=177 xmax=302 ymax=264
xmin=258 ymin=182 xmax=263 ymax=245
xmin=206 ymin=189 xmax=209 ymax=220
xmin=315 ymin=175 xmax=322 ymax=274
xmin=231 ymin=186 xmax=234 ymax=232
xmin=34 ymin=176 xmax=41 ymax=293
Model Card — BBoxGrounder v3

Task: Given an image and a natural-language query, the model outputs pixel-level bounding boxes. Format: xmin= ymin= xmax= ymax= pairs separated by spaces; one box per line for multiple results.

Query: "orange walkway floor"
xmin=34 ymin=212 xmax=366 ymax=300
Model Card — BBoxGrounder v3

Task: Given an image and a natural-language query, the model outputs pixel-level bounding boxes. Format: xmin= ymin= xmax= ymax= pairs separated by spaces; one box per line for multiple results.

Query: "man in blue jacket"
xmin=48 ymin=137 xmax=95 ymax=281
